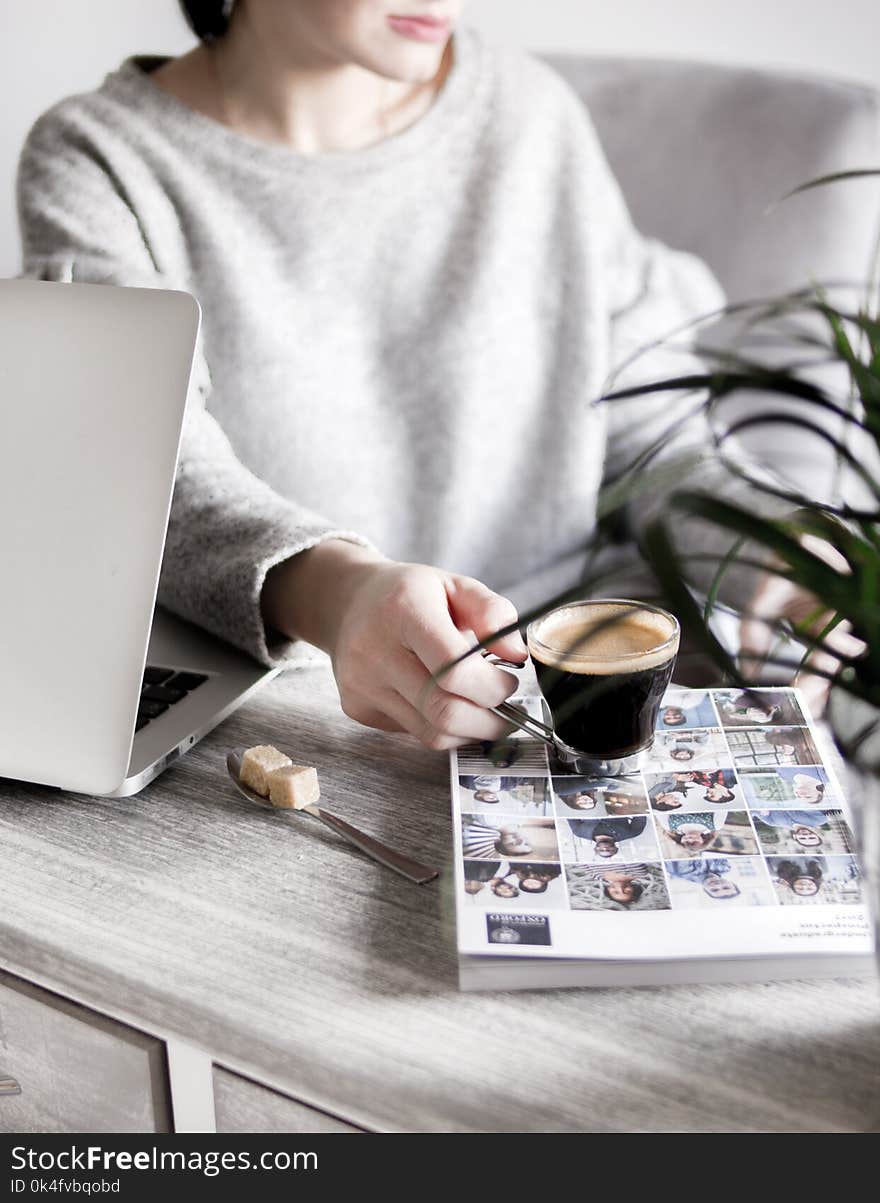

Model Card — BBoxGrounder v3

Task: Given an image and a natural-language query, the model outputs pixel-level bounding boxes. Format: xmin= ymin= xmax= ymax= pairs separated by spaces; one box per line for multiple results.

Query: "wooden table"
xmin=1 ymin=664 xmax=879 ymax=1133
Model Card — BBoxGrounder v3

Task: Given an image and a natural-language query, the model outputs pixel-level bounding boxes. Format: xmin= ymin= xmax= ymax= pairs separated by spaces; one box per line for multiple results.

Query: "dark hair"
xmin=652 ymin=794 xmax=682 ymax=812
xmin=515 ymin=865 xmax=560 ymax=890
xmin=491 ymin=880 xmax=519 ymax=897
xmin=563 ymin=790 xmax=597 ymax=809
xmin=602 ymin=880 xmax=644 ymax=905
xmin=671 ymin=830 xmax=713 ymax=849
xmin=662 ymin=709 xmax=687 ymax=727
xmin=704 ymin=787 xmax=736 ymax=804
xmin=776 ymin=859 xmax=823 ymax=889
xmin=179 ymin=0 xmax=233 ymax=42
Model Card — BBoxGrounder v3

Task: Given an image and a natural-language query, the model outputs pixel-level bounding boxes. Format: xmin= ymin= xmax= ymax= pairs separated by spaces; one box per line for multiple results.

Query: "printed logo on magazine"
xmin=486 ymin=914 xmax=551 ymax=946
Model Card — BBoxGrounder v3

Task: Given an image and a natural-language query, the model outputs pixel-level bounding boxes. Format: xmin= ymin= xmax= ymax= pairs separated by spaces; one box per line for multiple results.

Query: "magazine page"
xmin=450 ymin=686 xmax=874 ymax=962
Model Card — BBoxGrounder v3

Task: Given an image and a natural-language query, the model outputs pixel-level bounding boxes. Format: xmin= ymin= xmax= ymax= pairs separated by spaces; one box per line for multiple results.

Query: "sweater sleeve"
xmin=16 ymin=110 xmax=373 ymax=666
xmin=582 ymin=111 xmax=787 ymax=613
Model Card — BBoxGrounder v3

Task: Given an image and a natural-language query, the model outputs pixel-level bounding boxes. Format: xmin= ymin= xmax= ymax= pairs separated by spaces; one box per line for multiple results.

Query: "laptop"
xmin=0 ymin=278 xmax=278 ymax=797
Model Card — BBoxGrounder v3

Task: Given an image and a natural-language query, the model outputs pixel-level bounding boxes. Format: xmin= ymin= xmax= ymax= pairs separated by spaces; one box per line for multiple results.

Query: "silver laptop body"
xmin=0 ymin=279 xmax=277 ymax=797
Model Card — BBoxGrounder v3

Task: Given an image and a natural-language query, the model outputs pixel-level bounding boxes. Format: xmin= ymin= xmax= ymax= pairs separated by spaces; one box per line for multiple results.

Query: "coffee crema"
xmin=529 ymin=603 xmax=678 ymax=674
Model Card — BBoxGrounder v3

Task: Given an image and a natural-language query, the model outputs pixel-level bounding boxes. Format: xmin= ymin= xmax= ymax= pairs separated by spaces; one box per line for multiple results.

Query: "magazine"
xmin=449 ymin=685 xmax=876 ymax=990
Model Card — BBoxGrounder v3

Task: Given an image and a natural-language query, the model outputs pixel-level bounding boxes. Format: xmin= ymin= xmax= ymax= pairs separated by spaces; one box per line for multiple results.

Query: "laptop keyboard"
xmin=135 ymin=666 xmax=208 ymax=732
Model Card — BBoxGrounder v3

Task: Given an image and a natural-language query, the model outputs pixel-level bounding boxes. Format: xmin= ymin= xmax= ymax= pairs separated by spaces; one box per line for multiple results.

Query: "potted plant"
xmin=565 ymin=168 xmax=880 ymax=938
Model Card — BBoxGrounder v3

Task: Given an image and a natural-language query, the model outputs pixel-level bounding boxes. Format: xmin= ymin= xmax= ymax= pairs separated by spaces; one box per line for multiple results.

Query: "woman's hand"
xmin=262 ymin=540 xmax=527 ymax=749
xmin=739 ymin=536 xmax=864 ymax=716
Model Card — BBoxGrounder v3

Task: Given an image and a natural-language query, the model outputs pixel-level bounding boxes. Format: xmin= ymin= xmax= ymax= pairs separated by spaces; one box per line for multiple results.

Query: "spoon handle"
xmin=306 ymin=806 xmax=439 ymax=885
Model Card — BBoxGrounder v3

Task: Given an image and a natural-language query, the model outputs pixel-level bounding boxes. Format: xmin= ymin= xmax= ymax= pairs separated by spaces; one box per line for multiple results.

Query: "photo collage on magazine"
xmin=454 ymin=687 xmax=863 ymax=915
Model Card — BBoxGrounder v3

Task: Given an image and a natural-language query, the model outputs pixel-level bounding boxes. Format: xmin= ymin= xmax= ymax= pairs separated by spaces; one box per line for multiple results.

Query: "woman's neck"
xmin=152 ymin=9 xmax=451 ymax=154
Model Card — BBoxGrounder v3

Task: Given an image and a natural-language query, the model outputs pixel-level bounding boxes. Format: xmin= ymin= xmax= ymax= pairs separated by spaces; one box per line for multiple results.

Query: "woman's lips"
xmin=387 ymin=14 xmax=452 ymax=43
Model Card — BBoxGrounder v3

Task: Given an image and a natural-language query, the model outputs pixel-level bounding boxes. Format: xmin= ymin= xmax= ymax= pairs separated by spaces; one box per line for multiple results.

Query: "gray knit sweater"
xmin=17 ymin=28 xmax=732 ymax=667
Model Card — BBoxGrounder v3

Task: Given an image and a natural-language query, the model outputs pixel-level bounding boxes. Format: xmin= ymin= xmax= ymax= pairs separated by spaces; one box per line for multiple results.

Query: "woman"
xmin=659 ymin=690 xmax=716 ymax=729
xmin=649 ymin=771 xmax=700 ymax=809
xmin=660 ymin=707 xmax=687 ymax=728
xmin=666 ymin=858 xmax=741 ymax=901
xmin=774 ymin=859 xmax=823 ymax=898
xmin=18 ymin=1 xmax=807 ymax=750
xmin=459 ymin=774 xmax=504 ymax=805
xmin=578 ymin=865 xmax=651 ymax=907
xmin=552 ymin=778 xmax=599 ymax=812
xmin=663 ymin=812 xmax=720 ymax=855
xmin=754 ymin=810 xmax=826 ymax=849
xmin=651 ymin=789 xmax=687 ymax=812
xmin=691 ymin=769 xmax=737 ymax=805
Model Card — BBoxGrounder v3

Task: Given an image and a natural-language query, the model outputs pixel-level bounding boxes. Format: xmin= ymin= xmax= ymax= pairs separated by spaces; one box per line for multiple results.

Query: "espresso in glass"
xmin=528 ymin=600 xmax=679 ymax=766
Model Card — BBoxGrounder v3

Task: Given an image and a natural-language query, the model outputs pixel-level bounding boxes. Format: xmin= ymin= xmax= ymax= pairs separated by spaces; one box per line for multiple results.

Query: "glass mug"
xmin=492 ymin=599 xmax=680 ymax=774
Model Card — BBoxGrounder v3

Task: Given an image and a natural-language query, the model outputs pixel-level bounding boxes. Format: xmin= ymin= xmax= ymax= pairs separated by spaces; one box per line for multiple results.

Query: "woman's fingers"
xmin=402 ymin=586 xmax=520 ymax=710
xmin=385 ymin=688 xmax=494 ymax=750
xmin=343 ymin=681 xmax=508 ymax=749
xmin=740 ymin=565 xmax=867 ymax=717
xmin=390 ymin=651 xmax=514 ymax=743
xmin=445 ymin=574 xmax=528 ymax=664
xmin=794 ymin=624 xmax=865 ymax=716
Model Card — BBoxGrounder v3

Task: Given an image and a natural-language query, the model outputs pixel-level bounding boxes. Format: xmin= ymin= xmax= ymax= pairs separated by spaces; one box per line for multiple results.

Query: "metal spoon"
xmin=226 ymin=750 xmax=439 ymax=885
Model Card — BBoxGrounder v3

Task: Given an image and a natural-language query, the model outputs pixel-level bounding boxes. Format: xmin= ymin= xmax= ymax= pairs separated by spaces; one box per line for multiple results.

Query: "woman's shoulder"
xmin=20 ymin=59 xmax=163 ymax=167
xmin=470 ymin=27 xmax=579 ymax=101
xmin=473 ymin=29 xmax=594 ymax=134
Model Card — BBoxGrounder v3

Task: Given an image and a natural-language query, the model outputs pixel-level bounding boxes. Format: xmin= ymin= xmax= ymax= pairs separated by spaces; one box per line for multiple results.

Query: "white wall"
xmin=2 ymin=0 xmax=879 ymax=277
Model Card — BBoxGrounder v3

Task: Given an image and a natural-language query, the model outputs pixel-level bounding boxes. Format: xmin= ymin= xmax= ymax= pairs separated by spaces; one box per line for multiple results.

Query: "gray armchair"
xmin=546 ymin=55 xmax=880 ymax=492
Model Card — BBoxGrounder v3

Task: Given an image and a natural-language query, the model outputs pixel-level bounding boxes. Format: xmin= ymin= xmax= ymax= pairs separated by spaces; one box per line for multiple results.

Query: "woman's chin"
xmin=361 ymin=39 xmax=451 ymax=85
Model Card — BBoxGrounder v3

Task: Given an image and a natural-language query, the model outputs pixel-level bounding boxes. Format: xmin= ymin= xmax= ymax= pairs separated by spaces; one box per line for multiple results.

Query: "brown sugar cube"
xmin=267 ymin=764 xmax=320 ymax=810
xmin=240 ymin=745 xmax=292 ymax=797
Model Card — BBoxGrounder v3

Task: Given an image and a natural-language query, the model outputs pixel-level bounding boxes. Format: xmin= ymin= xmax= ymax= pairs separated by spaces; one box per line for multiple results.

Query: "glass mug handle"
xmin=481 ymin=651 xmax=559 ymax=750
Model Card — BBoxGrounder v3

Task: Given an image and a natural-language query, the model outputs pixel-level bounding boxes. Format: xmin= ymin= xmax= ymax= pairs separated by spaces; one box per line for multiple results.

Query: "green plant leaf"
xmin=603 ymin=366 xmax=857 ymax=423
xmin=639 ymin=520 xmax=742 ymax=681
xmin=598 ymin=448 xmax=706 ymax=515
xmin=818 ymin=304 xmax=880 ymax=425
xmin=703 ymin=536 xmax=747 ymax=625
xmin=715 ymin=411 xmax=880 ymax=503
xmin=778 ymin=168 xmax=880 ymax=205
xmin=669 ymin=493 xmax=856 ymax=613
